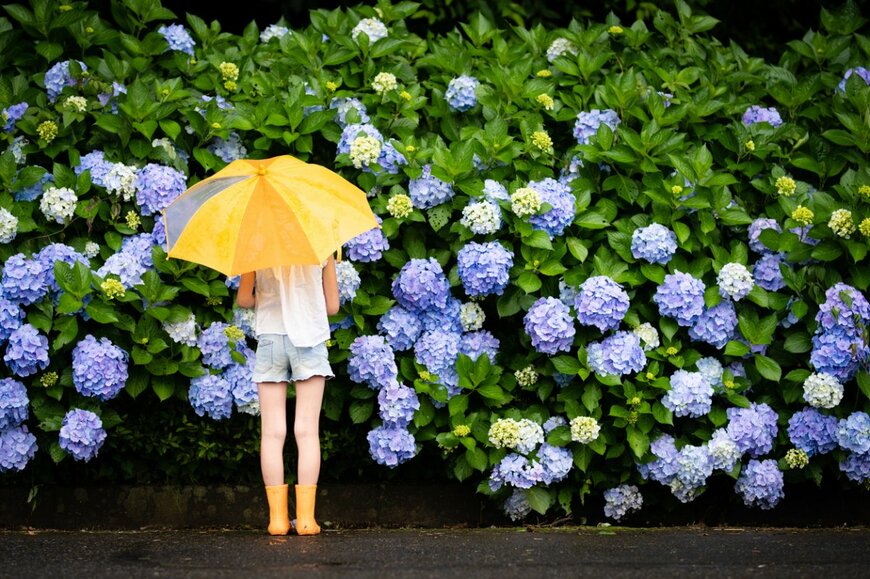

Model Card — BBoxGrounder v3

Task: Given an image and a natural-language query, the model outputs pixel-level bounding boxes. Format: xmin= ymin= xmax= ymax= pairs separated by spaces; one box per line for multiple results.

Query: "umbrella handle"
xmin=333 ymin=218 xmax=342 ymax=263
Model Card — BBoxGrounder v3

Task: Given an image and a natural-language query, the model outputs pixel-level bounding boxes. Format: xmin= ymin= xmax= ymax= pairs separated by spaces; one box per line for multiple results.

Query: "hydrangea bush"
xmin=0 ymin=0 xmax=868 ymax=523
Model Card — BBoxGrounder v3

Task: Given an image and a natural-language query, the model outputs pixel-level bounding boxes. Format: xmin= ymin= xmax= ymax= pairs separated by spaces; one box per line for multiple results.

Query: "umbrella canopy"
xmin=162 ymin=155 xmax=379 ymax=276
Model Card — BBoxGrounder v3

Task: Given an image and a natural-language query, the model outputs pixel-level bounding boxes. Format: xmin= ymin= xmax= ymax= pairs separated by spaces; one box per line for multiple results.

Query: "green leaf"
xmin=525 ymin=486 xmax=553 ymax=515
xmin=349 ymin=400 xmax=374 ymax=424
xmin=651 ymin=402 xmax=673 ymax=426
xmin=151 ymin=379 xmax=174 ymax=401
xmin=626 ymin=426 xmax=649 ymax=459
xmin=551 ymin=355 xmax=581 ymax=375
xmin=755 ymin=355 xmax=782 ymax=382
xmin=465 ymin=446 xmax=488 ymax=471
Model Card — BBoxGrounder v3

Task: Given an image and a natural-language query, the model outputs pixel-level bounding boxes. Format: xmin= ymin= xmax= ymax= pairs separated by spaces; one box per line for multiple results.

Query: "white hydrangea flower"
xmin=84 ymin=241 xmax=100 ymax=259
xmin=488 ymin=418 xmax=521 ymax=449
xmin=351 ymin=17 xmax=388 ymax=44
xmin=349 ymin=134 xmax=382 ymax=169
xmin=152 ymin=137 xmax=179 ymax=160
xmin=336 ymin=260 xmax=361 ymax=303
xmin=63 ymin=96 xmax=88 ymax=113
xmin=460 ymin=200 xmax=501 ymax=235
xmin=717 ymin=262 xmax=754 ymax=301
xmin=9 ymin=136 xmax=28 ymax=164
xmin=828 ymin=209 xmax=856 ymax=239
xmin=546 ymin=37 xmax=578 ymax=63
xmin=515 ymin=418 xmax=544 ymax=454
xmin=514 ymin=365 xmax=538 ymax=387
xmin=632 ymin=322 xmax=660 ymax=351
xmin=696 ymin=357 xmax=723 ymax=389
xmin=707 ymin=429 xmax=741 ymax=471
xmin=510 ymin=187 xmax=541 ymax=217
xmin=802 ymin=372 xmax=843 ymax=409
xmin=237 ymin=398 xmax=260 ymax=416
xmin=163 ymin=312 xmax=198 ymax=347
xmin=569 ymin=416 xmax=600 ymax=444
xmin=40 ymin=186 xmax=77 ymax=223
xmin=459 ymin=302 xmax=485 ymax=332
xmin=260 ymin=24 xmax=291 ymax=42
xmin=104 ymin=162 xmax=138 ymax=201
xmin=372 ymin=72 xmax=398 ymax=95
xmin=0 ymin=207 xmax=18 ymax=243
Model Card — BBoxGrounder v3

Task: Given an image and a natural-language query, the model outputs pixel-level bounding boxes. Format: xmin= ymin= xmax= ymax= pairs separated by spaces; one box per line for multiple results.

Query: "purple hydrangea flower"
xmin=459 ymin=330 xmax=500 ymax=364
xmin=573 ymin=109 xmax=620 ymax=145
xmin=748 ymin=218 xmax=781 ymax=254
xmin=96 ymin=251 xmax=147 ymax=288
xmin=2 ymin=102 xmax=28 ymax=131
xmin=134 ymin=163 xmax=187 ymax=216
xmin=543 ymin=416 xmax=567 ymax=433
xmin=337 ymin=122 xmax=382 ymax=156
xmin=377 ymin=306 xmax=422 ymax=351
xmin=348 ymin=335 xmax=398 ymax=390
xmin=503 ymin=489 xmax=532 ymax=521
xmin=631 ymin=223 xmax=678 ymax=264
xmin=838 ymin=67 xmax=870 ymax=92
xmin=654 ymin=271 xmax=706 ymax=326
xmin=810 ymin=327 xmax=865 ymax=382
xmin=0 ymin=377 xmax=28 ymax=429
xmin=524 ymin=297 xmax=575 ymax=355
xmin=638 ymin=434 xmax=679 ymax=484
xmin=74 ymin=151 xmax=113 ymax=188
xmin=59 ymin=409 xmax=107 ymax=462
xmin=672 ymin=445 xmax=713 ymax=499
xmin=753 ymin=253 xmax=786 ymax=292
xmin=417 ymin=296 xmax=463 ymax=334
xmin=4 ymin=324 xmax=49 ymax=377
xmin=839 ymin=452 xmax=870 ymax=482
xmin=336 ymin=260 xmax=361 ymax=304
xmin=735 ymin=459 xmax=784 ymax=509
xmin=72 ymin=335 xmax=129 ymax=400
xmin=662 ymin=370 xmax=714 ymax=418
xmin=815 ymin=283 xmax=870 ymax=336
xmin=445 ymin=75 xmax=479 ymax=112
xmin=345 ymin=217 xmax=389 ymax=262
xmin=197 ymin=322 xmax=235 ymax=370
xmin=603 ymin=484 xmax=643 ymax=520
xmin=787 ymin=407 xmax=839 ymax=457
xmin=536 ymin=443 xmax=573 ymax=484
xmin=0 ymin=298 xmax=24 ymax=343
xmin=44 ymin=60 xmax=86 ymax=102
xmin=97 ymin=81 xmax=126 ymax=112
xmin=408 ymin=164 xmax=454 ymax=209
xmin=836 ymin=412 xmax=870 ymax=455
xmin=586 ymin=331 xmax=646 ymax=377
xmin=224 ymin=355 xmax=259 ymax=415
xmin=742 ymin=105 xmax=783 ymax=127
xmin=1 ymin=254 xmax=49 ymax=306
xmin=688 ymin=300 xmax=738 ymax=349
xmin=377 ymin=382 xmax=420 ymax=428
xmin=483 ymin=179 xmax=509 ymax=202
xmin=36 ymin=243 xmax=90 ymax=294
xmin=392 ymin=258 xmax=451 ymax=312
xmin=206 ymin=132 xmax=247 ymax=163
xmin=414 ymin=329 xmax=461 ymax=375
xmin=574 ymin=275 xmax=630 ymax=332
xmin=189 ymin=374 xmax=233 ymax=420
xmin=0 ymin=425 xmax=37 ymax=472
xmin=527 ymin=178 xmax=575 ymax=239
xmin=375 ymin=142 xmax=407 ymax=175
xmin=456 ymin=241 xmax=513 ymax=297
xmin=726 ymin=403 xmax=778 ymax=457
xmin=489 ymin=452 xmax=545 ymax=490
xmin=158 ymin=24 xmax=196 ymax=55
xmin=368 ymin=425 xmax=417 ymax=467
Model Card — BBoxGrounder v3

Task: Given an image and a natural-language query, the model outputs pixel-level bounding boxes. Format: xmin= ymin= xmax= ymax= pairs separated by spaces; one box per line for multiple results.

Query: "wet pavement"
xmin=1 ymin=526 xmax=869 ymax=578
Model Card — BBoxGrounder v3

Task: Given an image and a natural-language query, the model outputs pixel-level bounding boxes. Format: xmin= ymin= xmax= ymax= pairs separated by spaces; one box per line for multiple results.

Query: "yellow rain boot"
xmin=294 ymin=484 xmax=321 ymax=536
xmin=265 ymin=484 xmax=291 ymax=535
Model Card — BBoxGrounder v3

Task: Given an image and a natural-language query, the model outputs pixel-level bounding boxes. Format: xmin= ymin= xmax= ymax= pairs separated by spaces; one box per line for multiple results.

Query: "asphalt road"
xmin=1 ymin=527 xmax=869 ymax=578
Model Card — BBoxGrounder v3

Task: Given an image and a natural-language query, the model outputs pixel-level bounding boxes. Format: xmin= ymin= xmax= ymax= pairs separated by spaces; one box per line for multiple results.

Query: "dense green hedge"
xmin=0 ymin=0 xmax=868 ymax=522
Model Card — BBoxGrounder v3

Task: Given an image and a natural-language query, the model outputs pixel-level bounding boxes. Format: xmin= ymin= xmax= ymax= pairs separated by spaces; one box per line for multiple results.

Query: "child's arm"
xmin=236 ymin=272 xmax=256 ymax=308
xmin=322 ymin=255 xmax=340 ymax=316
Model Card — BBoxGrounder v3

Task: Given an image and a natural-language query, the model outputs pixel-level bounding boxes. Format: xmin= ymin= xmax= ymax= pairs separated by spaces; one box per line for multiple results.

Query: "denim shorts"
xmin=252 ymin=334 xmax=334 ymax=383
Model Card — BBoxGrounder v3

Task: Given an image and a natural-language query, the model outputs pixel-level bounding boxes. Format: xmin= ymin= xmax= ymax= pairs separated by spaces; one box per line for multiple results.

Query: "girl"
xmin=236 ymin=255 xmax=340 ymax=536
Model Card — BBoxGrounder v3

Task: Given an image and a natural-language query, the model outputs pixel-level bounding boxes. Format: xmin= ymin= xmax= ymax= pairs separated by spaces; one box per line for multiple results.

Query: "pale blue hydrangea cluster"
xmin=392 ymin=258 xmax=451 ymax=312
xmin=0 ymin=378 xmax=28 ymax=429
xmin=232 ymin=306 xmax=256 ymax=339
xmin=490 ymin=452 xmax=545 ymax=489
xmin=15 ymin=172 xmax=53 ymax=202
xmin=445 ymin=75 xmax=480 ymax=112
xmin=753 ymin=253 xmax=786 ymax=292
xmin=459 ymin=330 xmax=500 ymax=364
xmin=367 ymin=424 xmax=417 ymax=467
xmin=524 ymin=297 xmax=575 ymax=355
xmin=558 ymin=279 xmax=579 ymax=310
xmin=329 ymin=97 xmax=369 ymax=127
xmin=260 ymin=24 xmax=291 ymax=42
xmin=456 ymin=241 xmax=514 ymax=297
xmin=4 ymin=324 xmax=49 ymax=377
xmin=536 ymin=443 xmax=573 ymax=484
xmin=574 ymin=275 xmax=630 ymax=332
xmin=637 ymin=434 xmax=679 ymax=484
xmin=810 ymin=283 xmax=870 ymax=381
xmin=460 ymin=200 xmax=501 ymax=235
xmin=0 ymin=298 xmax=24 ymax=343
xmin=688 ymin=300 xmax=738 ymax=349
xmin=418 ymin=295 xmax=462 ymax=334
xmin=735 ymin=459 xmax=784 ymax=509
xmin=748 ymin=218 xmax=781 ymax=254
xmin=59 ymin=409 xmax=106 ymax=462
xmin=409 ymin=164 xmax=454 ymax=209
xmin=1 ymin=254 xmax=49 ymax=305
xmin=189 ymin=374 xmax=234 ymax=420
xmin=662 ymin=370 xmax=714 ymax=418
xmin=75 ymin=150 xmax=112 ymax=187
xmin=0 ymin=425 xmax=37 ymax=472
xmin=836 ymin=412 xmax=870 ymax=455
xmin=345 ymin=217 xmax=389 ymax=262
xmin=97 ymin=81 xmax=126 ymax=113
xmin=336 ymin=260 xmax=361 ymax=304
xmin=742 ymin=105 xmax=783 ymax=127
xmin=377 ymin=382 xmax=420 ymax=428
xmin=573 ymin=109 xmax=620 ymax=145
xmin=546 ymin=37 xmax=578 ymax=62
xmin=503 ymin=489 xmax=532 ymax=521
xmin=837 ymin=67 xmax=870 ymax=92
xmin=37 ymin=243 xmax=90 ymax=294
xmin=543 ymin=416 xmax=567 ymax=433
xmin=414 ymin=329 xmax=461 ymax=389
xmin=526 ymin=178 xmax=575 ymax=238
xmin=482 ymin=179 xmax=509 ymax=202
xmin=96 ymin=242 xmax=151 ymax=288
xmin=802 ymin=372 xmax=843 ymax=409
xmin=586 ymin=331 xmax=646 ymax=377
xmin=377 ymin=305 xmax=422 ymax=351
xmin=351 ymin=17 xmax=388 ymax=43
xmin=134 ymin=163 xmax=187 ymax=216
xmin=197 ymin=322 xmax=236 ymax=369
xmin=654 ymin=271 xmax=706 ymax=326
xmin=206 ymin=132 xmax=247 ymax=163
xmin=44 ymin=60 xmax=86 ymax=102
xmin=603 ymin=484 xmax=643 ymax=520
xmin=717 ymin=263 xmax=754 ymax=301
xmin=72 ymin=334 xmax=129 ymax=400
xmin=631 ymin=223 xmax=678 ymax=264
xmin=224 ymin=354 xmax=259 ymax=416
xmin=695 ymin=357 xmax=724 ymax=390
xmin=348 ymin=335 xmax=398 ymax=390
xmin=157 ymin=24 xmax=196 ymax=55
xmin=670 ymin=445 xmax=714 ymax=503
xmin=726 ymin=403 xmax=778 ymax=457
xmin=787 ymin=407 xmax=838 ymax=457
xmin=840 ymin=452 xmax=870 ymax=482
xmin=2 ymin=102 xmax=27 ymax=131
xmin=707 ymin=428 xmax=741 ymax=472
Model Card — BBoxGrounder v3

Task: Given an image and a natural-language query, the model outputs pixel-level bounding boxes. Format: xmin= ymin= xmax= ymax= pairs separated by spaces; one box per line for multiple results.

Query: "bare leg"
xmin=258 ymin=382 xmax=288 ymax=486
xmin=294 ymin=375 xmax=325 ymax=485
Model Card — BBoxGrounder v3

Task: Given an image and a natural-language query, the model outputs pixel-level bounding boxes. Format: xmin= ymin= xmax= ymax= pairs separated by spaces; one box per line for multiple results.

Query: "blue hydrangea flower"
xmin=536 ymin=443 xmax=573 ymax=484
xmin=392 ymin=258 xmax=451 ymax=312
xmin=0 ymin=377 xmax=28 ymax=429
xmin=688 ymin=300 xmax=738 ymax=349
xmin=3 ymin=102 xmax=28 ymax=131
xmin=158 ymin=24 xmax=196 ymax=55
xmin=717 ymin=263 xmax=754 ymax=301
xmin=695 ymin=357 xmax=724 ymax=390
xmin=503 ymin=489 xmax=532 ymax=521
xmin=345 ymin=217 xmax=389 ymax=262
xmin=748 ymin=218 xmax=781 ymax=254
xmin=97 ymin=81 xmax=126 ymax=113
xmin=408 ymin=164 xmax=454 ymax=209
xmin=573 ymin=109 xmax=620 ymax=145
xmin=483 ymin=179 xmax=510 ymax=202
xmin=189 ymin=374 xmax=233 ymax=420
xmin=836 ymin=412 xmax=870 ymax=455
xmin=134 ymin=163 xmax=187 ymax=216
xmin=603 ymin=484 xmax=643 ymax=520
xmin=638 ymin=434 xmax=679 ymax=484
xmin=707 ymin=428 xmax=741 ymax=472
xmin=348 ymin=335 xmax=398 ymax=390
xmin=206 ymin=132 xmax=247 ymax=163
xmin=837 ymin=67 xmax=870 ymax=92
xmin=787 ymin=407 xmax=838 ymax=457
xmin=574 ymin=275 xmax=630 ymax=332
xmin=44 ymin=60 xmax=86 ymax=102
xmin=375 ymin=142 xmax=407 ymax=175
xmin=225 ymin=356 xmax=259 ymax=415
xmin=558 ymin=155 xmax=584 ymax=186
xmin=260 ymin=24 xmax=291 ymax=42
xmin=726 ymin=403 xmax=778 ymax=457
xmin=631 ymin=223 xmax=678 ymax=264
xmin=459 ymin=330 xmax=500 ymax=364
xmin=489 ymin=452 xmax=545 ymax=490
xmin=377 ymin=382 xmax=420 ymax=428
xmin=336 ymin=260 xmax=361 ymax=304
xmin=839 ymin=452 xmax=870 ymax=482
xmin=377 ymin=306 xmax=422 ymax=351
xmin=586 ymin=331 xmax=646 ymax=377
xmin=527 ymin=178 xmax=575 ymax=238
xmin=197 ymin=322 xmax=236 ymax=370
xmin=72 ymin=334 xmax=129 ymax=400
xmin=810 ymin=327 xmax=865 ymax=382
xmin=543 ymin=416 xmax=567 ymax=433
xmin=735 ymin=459 xmax=784 ymax=509
xmin=662 ymin=370 xmax=714 ymax=418
xmin=654 ymin=271 xmax=706 ymax=326
xmin=14 ymin=172 xmax=53 ymax=202
xmin=456 ymin=241 xmax=513 ymax=297
xmin=742 ymin=106 xmax=783 ymax=127
xmin=329 ymin=97 xmax=369 ymax=127
xmin=0 ymin=425 xmax=37 ymax=472
xmin=815 ymin=282 xmax=870 ymax=336
xmin=368 ymin=425 xmax=417 ymax=467
xmin=36 ymin=243 xmax=90 ymax=294
xmin=96 ymin=251 xmax=148 ymax=288
xmin=418 ymin=295 xmax=463 ymax=334
xmin=0 ymin=298 xmax=24 ymax=343
xmin=59 ymin=408 xmax=107 ymax=462
xmin=1 ymin=254 xmax=49 ymax=306
xmin=74 ymin=151 xmax=113 ymax=187
xmin=753 ymin=253 xmax=786 ymax=292
xmin=524 ymin=297 xmax=575 ymax=355
xmin=414 ymin=329 xmax=461 ymax=376
xmin=445 ymin=75 xmax=479 ymax=112
xmin=671 ymin=445 xmax=713 ymax=501
xmin=4 ymin=324 xmax=49 ymax=377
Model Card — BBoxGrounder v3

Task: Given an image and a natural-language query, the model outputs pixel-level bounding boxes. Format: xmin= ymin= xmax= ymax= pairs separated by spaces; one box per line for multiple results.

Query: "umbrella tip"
xmin=257 ymin=166 xmax=267 ymax=175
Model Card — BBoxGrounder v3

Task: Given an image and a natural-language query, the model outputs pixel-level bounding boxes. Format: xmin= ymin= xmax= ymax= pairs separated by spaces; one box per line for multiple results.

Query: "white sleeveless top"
xmin=254 ymin=264 xmax=330 ymax=347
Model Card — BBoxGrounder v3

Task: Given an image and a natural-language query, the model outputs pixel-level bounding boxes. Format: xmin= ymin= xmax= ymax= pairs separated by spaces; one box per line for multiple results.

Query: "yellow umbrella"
xmin=162 ymin=155 xmax=379 ymax=276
